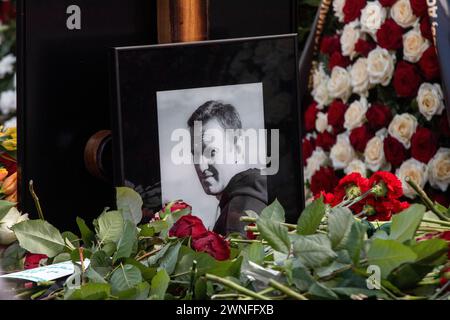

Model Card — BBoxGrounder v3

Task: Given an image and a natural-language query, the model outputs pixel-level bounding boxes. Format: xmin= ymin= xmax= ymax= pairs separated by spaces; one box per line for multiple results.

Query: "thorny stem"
xmin=205 ymin=274 xmax=271 ymax=300
xmin=29 ymin=180 xmax=45 ymax=220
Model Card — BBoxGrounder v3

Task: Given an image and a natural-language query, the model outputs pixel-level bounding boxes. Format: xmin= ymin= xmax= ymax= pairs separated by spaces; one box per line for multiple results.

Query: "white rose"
xmin=313 ymin=82 xmax=332 ymax=108
xmin=391 ymin=0 xmax=419 ymax=28
xmin=312 ymin=64 xmax=328 ymax=95
xmin=345 ymin=158 xmax=368 ymax=177
xmin=388 ymin=113 xmax=418 ymax=149
xmin=396 ymin=158 xmax=429 ymax=199
xmin=340 ymin=20 xmax=361 ymax=58
xmin=367 ymin=47 xmax=396 ymax=86
xmin=0 ymin=54 xmax=16 ymax=79
xmin=428 ymin=148 xmax=450 ymax=192
xmin=403 ymin=27 xmax=430 ymax=63
xmin=417 ymin=83 xmax=445 ymax=121
xmin=315 ymin=112 xmax=330 ymax=133
xmin=364 ymin=130 xmax=388 ymax=172
xmin=344 ymin=96 xmax=368 ymax=130
xmin=333 ymin=0 xmax=346 ymax=22
xmin=350 ymin=58 xmax=371 ymax=97
xmin=0 ymin=90 xmax=16 ymax=115
xmin=360 ymin=1 xmax=387 ymax=35
xmin=327 ymin=66 xmax=352 ymax=103
xmin=304 ymin=148 xmax=329 ymax=181
xmin=0 ymin=208 xmax=29 ymax=245
xmin=330 ymin=133 xmax=355 ymax=169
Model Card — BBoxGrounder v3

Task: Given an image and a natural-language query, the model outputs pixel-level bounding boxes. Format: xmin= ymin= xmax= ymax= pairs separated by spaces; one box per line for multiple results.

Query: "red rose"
xmin=376 ymin=19 xmax=404 ymax=50
xmin=379 ymin=0 xmax=397 ymax=6
xmin=420 ymin=17 xmax=433 ymax=41
xmin=24 ymin=253 xmax=48 ymax=270
xmin=327 ymin=100 xmax=347 ymax=132
xmin=366 ymin=103 xmax=392 ymax=131
xmin=410 ymin=0 xmax=428 ymax=17
xmin=393 ymin=61 xmax=422 ymax=97
xmin=0 ymin=0 xmax=15 ymax=23
xmin=302 ymin=137 xmax=315 ymax=165
xmin=320 ymin=35 xmax=341 ymax=56
xmin=355 ymin=39 xmax=376 ymax=57
xmin=439 ymin=114 xmax=450 ymax=138
xmin=411 ymin=127 xmax=438 ymax=163
xmin=192 ymin=231 xmax=230 ymax=261
xmin=304 ymin=102 xmax=318 ymax=132
xmin=169 ymin=214 xmax=208 ymax=239
xmin=329 ymin=51 xmax=351 ymax=71
xmin=349 ymin=125 xmax=374 ymax=153
xmin=418 ymin=46 xmax=440 ymax=80
xmin=369 ymin=171 xmax=404 ymax=199
xmin=343 ymin=0 xmax=367 ymax=23
xmin=310 ymin=167 xmax=339 ymax=196
xmin=316 ymin=131 xmax=336 ymax=152
xmin=384 ymin=135 xmax=409 ymax=168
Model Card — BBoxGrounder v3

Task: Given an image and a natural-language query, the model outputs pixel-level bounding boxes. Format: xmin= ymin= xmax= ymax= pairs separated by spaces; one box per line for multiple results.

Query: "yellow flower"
xmin=0 ymin=168 xmax=8 ymax=181
xmin=2 ymin=139 xmax=17 ymax=151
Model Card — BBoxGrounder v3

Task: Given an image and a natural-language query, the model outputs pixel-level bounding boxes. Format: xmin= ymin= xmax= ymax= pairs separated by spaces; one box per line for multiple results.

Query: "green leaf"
xmin=411 ymin=239 xmax=449 ymax=265
xmin=124 ymin=258 xmax=157 ymax=282
xmin=297 ymin=197 xmax=326 ymax=235
xmin=344 ymin=221 xmax=367 ymax=266
xmin=97 ymin=211 xmax=124 ymax=244
xmin=85 ymin=267 xmax=108 ymax=284
xmin=289 ymin=265 xmax=315 ymax=292
xmin=148 ymin=243 xmax=172 ymax=266
xmin=328 ymin=207 xmax=354 ymax=250
xmin=66 ymin=283 xmax=111 ymax=300
xmin=0 ymin=201 xmax=16 ymax=221
xmin=117 ymin=282 xmax=150 ymax=300
xmin=0 ymin=242 xmax=26 ymax=271
xmin=158 ymin=242 xmax=182 ymax=275
xmin=53 ymin=253 xmax=71 ymax=264
xmin=243 ymin=242 xmax=265 ymax=265
xmin=367 ymin=239 xmax=417 ymax=278
xmin=332 ymin=287 xmax=386 ymax=299
xmin=293 ymin=234 xmax=337 ymax=268
xmin=257 ymin=218 xmax=291 ymax=254
xmin=113 ymin=221 xmax=138 ymax=263
xmin=110 ymin=264 xmax=143 ymax=295
xmin=260 ymin=199 xmax=285 ymax=222
xmin=116 ymin=187 xmax=143 ymax=225
xmin=149 ymin=269 xmax=170 ymax=300
xmin=90 ymin=250 xmax=112 ymax=277
xmin=308 ymin=282 xmax=339 ymax=300
xmin=76 ymin=217 xmax=95 ymax=247
xmin=389 ymin=204 xmax=426 ymax=243
xmin=12 ymin=220 xmax=65 ymax=258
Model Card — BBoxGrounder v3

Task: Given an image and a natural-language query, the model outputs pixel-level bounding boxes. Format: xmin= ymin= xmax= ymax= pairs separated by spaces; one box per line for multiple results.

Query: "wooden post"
xmin=157 ymin=0 xmax=209 ymax=43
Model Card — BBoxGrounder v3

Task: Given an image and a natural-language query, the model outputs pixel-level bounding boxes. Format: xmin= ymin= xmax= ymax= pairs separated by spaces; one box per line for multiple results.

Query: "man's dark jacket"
xmin=213 ymin=169 xmax=268 ymax=236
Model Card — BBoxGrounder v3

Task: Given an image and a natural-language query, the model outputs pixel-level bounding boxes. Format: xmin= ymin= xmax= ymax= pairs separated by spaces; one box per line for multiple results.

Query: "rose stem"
xmin=204 ymin=274 xmax=271 ymax=300
xmin=268 ymin=279 xmax=308 ymax=300
xmin=29 ymin=180 xmax=45 ymax=220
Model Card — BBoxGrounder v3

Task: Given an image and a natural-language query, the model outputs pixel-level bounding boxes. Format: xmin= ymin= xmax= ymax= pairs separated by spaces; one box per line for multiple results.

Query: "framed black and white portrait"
xmin=110 ymin=34 xmax=304 ymax=236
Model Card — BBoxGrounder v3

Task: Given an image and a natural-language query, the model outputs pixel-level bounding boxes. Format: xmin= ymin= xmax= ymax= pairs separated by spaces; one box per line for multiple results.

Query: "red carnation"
xmin=302 ymin=137 xmax=315 ymax=165
xmin=327 ymin=100 xmax=347 ymax=132
xmin=369 ymin=199 xmax=410 ymax=221
xmin=24 ymin=253 xmax=48 ymax=270
xmin=376 ymin=19 xmax=404 ymax=50
xmin=384 ymin=135 xmax=409 ymax=168
xmin=350 ymin=125 xmax=374 ymax=153
xmin=192 ymin=231 xmax=230 ymax=261
xmin=420 ymin=17 xmax=433 ymax=42
xmin=169 ymin=214 xmax=208 ymax=239
xmin=316 ymin=131 xmax=336 ymax=152
xmin=314 ymin=191 xmax=336 ymax=205
xmin=366 ymin=103 xmax=392 ymax=131
xmin=310 ymin=167 xmax=339 ymax=196
xmin=393 ymin=61 xmax=422 ymax=98
xmin=304 ymin=102 xmax=319 ymax=132
xmin=379 ymin=0 xmax=397 ymax=6
xmin=320 ymin=35 xmax=341 ymax=55
xmin=329 ymin=51 xmax=351 ymax=71
xmin=411 ymin=127 xmax=438 ymax=163
xmin=369 ymin=171 xmax=404 ymax=199
xmin=355 ymin=39 xmax=376 ymax=57
xmin=333 ymin=173 xmax=370 ymax=206
xmin=419 ymin=46 xmax=440 ymax=80
xmin=343 ymin=0 xmax=367 ymax=23
xmin=410 ymin=0 xmax=428 ymax=17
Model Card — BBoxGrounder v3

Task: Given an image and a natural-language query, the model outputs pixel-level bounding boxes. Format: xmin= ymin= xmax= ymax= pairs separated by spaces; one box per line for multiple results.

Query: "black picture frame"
xmin=110 ymin=34 xmax=305 ymax=227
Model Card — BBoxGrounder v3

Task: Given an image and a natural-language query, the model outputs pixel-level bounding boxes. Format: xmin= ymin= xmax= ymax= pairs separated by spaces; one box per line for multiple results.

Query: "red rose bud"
xmin=169 ymin=214 xmax=208 ymax=239
xmin=410 ymin=0 xmax=428 ymax=17
xmin=393 ymin=61 xmax=422 ymax=98
xmin=379 ymin=0 xmax=397 ymax=6
xmin=302 ymin=137 xmax=315 ymax=165
xmin=24 ymin=253 xmax=48 ymax=270
xmin=376 ymin=19 xmax=404 ymax=50
xmin=411 ymin=127 xmax=438 ymax=164
xmin=310 ymin=167 xmax=339 ymax=196
xmin=350 ymin=125 xmax=374 ymax=153
xmin=419 ymin=46 xmax=440 ymax=81
xmin=165 ymin=200 xmax=191 ymax=213
xmin=384 ymin=135 xmax=409 ymax=168
xmin=329 ymin=51 xmax=351 ymax=71
xmin=343 ymin=0 xmax=367 ymax=23
xmin=246 ymin=223 xmax=257 ymax=240
xmin=354 ymin=39 xmax=376 ymax=57
xmin=192 ymin=231 xmax=230 ymax=261
xmin=304 ymin=102 xmax=319 ymax=132
xmin=369 ymin=171 xmax=403 ymax=199
xmin=320 ymin=35 xmax=341 ymax=55
xmin=316 ymin=131 xmax=336 ymax=152
xmin=327 ymin=100 xmax=347 ymax=132
xmin=366 ymin=103 xmax=392 ymax=131
xmin=420 ymin=17 xmax=433 ymax=41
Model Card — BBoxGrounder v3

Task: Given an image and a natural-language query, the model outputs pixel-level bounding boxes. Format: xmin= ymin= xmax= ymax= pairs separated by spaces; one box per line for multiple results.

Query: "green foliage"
xmin=297 ymin=197 xmax=326 ymax=235
xmin=257 ymin=218 xmax=291 ymax=254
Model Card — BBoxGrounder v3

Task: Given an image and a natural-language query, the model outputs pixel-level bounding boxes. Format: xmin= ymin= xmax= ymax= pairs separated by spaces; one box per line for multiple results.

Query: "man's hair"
xmin=187 ymin=100 xmax=242 ymax=130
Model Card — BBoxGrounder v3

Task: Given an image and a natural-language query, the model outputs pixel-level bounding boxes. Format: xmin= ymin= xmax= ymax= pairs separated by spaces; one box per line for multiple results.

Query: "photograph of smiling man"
xmin=156 ymin=83 xmax=269 ymax=235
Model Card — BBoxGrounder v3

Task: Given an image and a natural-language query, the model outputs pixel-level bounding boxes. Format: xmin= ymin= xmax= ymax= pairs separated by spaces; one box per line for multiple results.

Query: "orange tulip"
xmin=5 ymin=190 xmax=16 ymax=203
xmin=0 ymin=168 xmax=8 ymax=181
xmin=2 ymin=172 xmax=17 ymax=195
